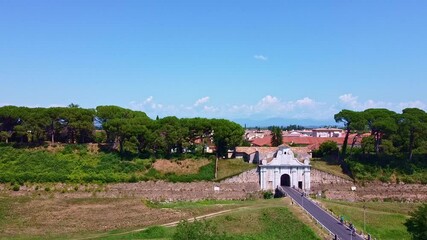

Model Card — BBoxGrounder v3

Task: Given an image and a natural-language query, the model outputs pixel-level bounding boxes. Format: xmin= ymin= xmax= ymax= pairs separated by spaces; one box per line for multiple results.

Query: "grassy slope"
xmin=318 ymin=199 xmax=420 ymax=240
xmin=216 ymin=159 xmax=257 ymax=181
xmin=0 ymin=145 xmax=215 ymax=183
xmin=310 ymin=159 xmax=353 ymax=181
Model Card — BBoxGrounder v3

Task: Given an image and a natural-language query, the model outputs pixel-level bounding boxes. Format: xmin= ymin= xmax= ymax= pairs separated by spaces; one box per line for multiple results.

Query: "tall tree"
xmin=400 ymin=108 xmax=427 ymax=161
xmin=270 ymin=126 xmax=283 ymax=147
xmin=211 ymin=119 xmax=244 ymax=158
xmin=96 ymin=106 xmax=151 ymax=157
xmin=334 ymin=110 xmax=366 ymax=161
xmin=364 ymin=108 xmax=398 ymax=154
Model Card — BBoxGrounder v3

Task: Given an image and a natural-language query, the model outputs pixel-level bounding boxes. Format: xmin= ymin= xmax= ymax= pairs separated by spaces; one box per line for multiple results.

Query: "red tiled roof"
xmin=235 ymin=146 xmax=279 ymax=155
xmin=251 ymin=136 xmax=273 ymax=147
xmin=251 ymin=136 xmax=352 ymax=148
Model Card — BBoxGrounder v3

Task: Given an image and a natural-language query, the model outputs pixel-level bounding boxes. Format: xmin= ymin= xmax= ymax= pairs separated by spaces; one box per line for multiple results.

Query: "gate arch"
xmin=280 ymin=174 xmax=291 ymax=187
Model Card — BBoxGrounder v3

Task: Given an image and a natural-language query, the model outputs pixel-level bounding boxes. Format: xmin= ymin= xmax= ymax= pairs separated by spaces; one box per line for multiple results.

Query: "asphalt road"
xmin=282 ymin=187 xmax=364 ymax=240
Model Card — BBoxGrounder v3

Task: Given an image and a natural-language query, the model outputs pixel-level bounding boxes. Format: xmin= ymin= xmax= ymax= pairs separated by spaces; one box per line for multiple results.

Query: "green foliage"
xmin=163 ymin=160 xmax=215 ymax=182
xmin=314 ymin=140 xmax=339 ymax=158
xmin=12 ymin=184 xmax=20 ymax=191
xmin=94 ymin=130 xmax=107 ymax=143
xmin=405 ymin=203 xmax=427 ymax=240
xmin=270 ymin=126 xmax=283 ymax=147
xmin=346 ymin=154 xmax=427 ymax=183
xmin=262 ymin=191 xmax=274 ymax=199
xmin=173 ymin=219 xmax=232 ymax=240
xmin=0 ymin=145 xmax=215 ymax=184
xmin=211 ymin=119 xmax=244 ymax=158
xmin=138 ymin=226 xmax=168 ymax=239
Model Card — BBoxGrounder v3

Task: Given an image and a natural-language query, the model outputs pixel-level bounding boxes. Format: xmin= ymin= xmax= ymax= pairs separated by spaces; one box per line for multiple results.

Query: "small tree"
xmin=405 ymin=203 xmax=427 ymax=240
xmin=316 ymin=140 xmax=339 ymax=160
xmin=270 ymin=126 xmax=283 ymax=147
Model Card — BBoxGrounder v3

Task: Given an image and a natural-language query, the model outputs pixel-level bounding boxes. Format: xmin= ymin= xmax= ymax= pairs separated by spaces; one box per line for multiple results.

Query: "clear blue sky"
xmin=1 ymin=0 xmax=426 ymax=122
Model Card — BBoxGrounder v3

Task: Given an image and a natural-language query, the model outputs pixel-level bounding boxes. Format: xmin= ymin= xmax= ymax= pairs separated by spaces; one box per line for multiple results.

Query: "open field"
xmin=317 ymin=199 xmax=421 ymax=240
xmin=0 ymin=193 xmax=327 ymax=240
xmin=84 ymin=198 xmax=325 ymax=240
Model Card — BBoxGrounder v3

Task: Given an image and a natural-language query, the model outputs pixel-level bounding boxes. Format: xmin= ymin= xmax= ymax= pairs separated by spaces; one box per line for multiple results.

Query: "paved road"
xmin=282 ymin=187 xmax=364 ymax=240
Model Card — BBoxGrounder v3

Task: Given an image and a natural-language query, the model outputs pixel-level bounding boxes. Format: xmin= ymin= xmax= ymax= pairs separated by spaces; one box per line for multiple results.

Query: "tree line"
xmin=334 ymin=108 xmax=427 ymax=162
xmin=0 ymin=105 xmax=244 ymax=158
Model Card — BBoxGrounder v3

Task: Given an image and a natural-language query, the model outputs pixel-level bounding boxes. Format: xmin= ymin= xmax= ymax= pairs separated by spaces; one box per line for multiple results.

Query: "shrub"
xmin=318 ymin=140 xmax=339 ymax=157
xmin=12 ymin=184 xmax=20 ymax=191
xmin=405 ymin=203 xmax=427 ymax=240
xmin=263 ymin=191 xmax=274 ymax=199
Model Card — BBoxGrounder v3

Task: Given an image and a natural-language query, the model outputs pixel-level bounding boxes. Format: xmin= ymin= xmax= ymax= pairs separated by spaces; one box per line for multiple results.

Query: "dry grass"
xmin=0 ymin=194 xmax=236 ymax=239
xmin=153 ymin=159 xmax=210 ymax=175
xmin=311 ymin=160 xmax=353 ymax=181
xmin=216 ymin=158 xmax=257 ymax=180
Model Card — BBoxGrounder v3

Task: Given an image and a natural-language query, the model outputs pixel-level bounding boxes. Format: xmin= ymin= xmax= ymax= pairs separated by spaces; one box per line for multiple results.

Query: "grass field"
xmin=318 ymin=199 xmax=421 ymax=240
xmin=0 ymin=195 xmax=326 ymax=240
xmin=216 ymin=158 xmax=257 ymax=181
xmin=310 ymin=159 xmax=353 ymax=181
xmin=91 ymin=198 xmax=322 ymax=240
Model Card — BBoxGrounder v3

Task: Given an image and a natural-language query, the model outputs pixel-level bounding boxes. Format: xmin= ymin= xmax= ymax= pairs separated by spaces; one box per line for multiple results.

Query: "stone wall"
xmin=310 ymin=168 xmax=353 ymax=188
xmin=220 ymin=168 xmax=259 ymax=184
xmin=309 ymin=168 xmax=427 ymax=202
xmin=1 ymin=181 xmax=260 ymax=201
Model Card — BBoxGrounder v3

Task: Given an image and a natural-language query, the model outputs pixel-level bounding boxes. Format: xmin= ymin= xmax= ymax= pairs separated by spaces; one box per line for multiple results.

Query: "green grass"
xmin=213 ymin=207 xmax=320 ymax=240
xmin=216 ymin=158 xmax=257 ymax=181
xmin=144 ymin=199 xmax=245 ymax=209
xmin=310 ymin=159 xmax=353 ymax=181
xmin=96 ymin=226 xmax=175 ymax=240
xmin=318 ymin=199 xmax=420 ymax=240
xmin=0 ymin=145 xmax=215 ymax=184
xmin=97 ymin=199 xmax=320 ymax=240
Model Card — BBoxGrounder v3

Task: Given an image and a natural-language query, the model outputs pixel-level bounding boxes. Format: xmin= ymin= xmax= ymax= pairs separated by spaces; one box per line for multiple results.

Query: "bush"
xmin=318 ymin=140 xmax=339 ymax=157
xmin=263 ymin=191 xmax=274 ymax=199
xmin=405 ymin=203 xmax=427 ymax=240
xmin=12 ymin=184 xmax=20 ymax=191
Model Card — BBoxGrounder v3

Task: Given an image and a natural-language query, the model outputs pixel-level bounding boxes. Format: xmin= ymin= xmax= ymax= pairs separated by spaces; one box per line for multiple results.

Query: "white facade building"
xmin=259 ymin=146 xmax=310 ymax=191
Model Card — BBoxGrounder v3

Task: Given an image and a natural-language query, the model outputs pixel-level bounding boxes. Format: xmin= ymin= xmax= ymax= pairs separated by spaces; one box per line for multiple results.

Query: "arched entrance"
xmin=280 ymin=174 xmax=291 ymax=187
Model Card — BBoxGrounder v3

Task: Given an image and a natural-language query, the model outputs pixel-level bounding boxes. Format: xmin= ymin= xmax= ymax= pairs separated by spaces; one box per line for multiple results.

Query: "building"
xmin=234 ymin=146 xmax=278 ymax=164
xmin=259 ymin=146 xmax=310 ymax=191
xmin=312 ymin=128 xmax=343 ymax=138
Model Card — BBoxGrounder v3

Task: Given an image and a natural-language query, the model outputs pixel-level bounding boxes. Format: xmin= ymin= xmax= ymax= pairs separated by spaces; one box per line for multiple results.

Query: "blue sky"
xmin=1 ymin=0 xmax=426 ymax=122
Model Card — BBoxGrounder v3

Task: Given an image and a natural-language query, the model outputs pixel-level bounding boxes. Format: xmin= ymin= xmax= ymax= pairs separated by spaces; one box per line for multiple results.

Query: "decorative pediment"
xmin=265 ymin=147 xmax=309 ymax=166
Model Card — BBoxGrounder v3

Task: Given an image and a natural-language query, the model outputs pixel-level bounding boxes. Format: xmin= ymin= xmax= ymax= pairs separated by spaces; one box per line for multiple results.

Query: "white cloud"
xmin=254 ymin=55 xmax=268 ymax=61
xmin=258 ymin=95 xmax=279 ymax=106
xmin=143 ymin=96 xmax=154 ymax=104
xmin=338 ymin=93 xmax=426 ymax=112
xmin=203 ymin=105 xmax=219 ymax=113
xmin=296 ymin=97 xmax=315 ymax=107
xmin=194 ymin=96 xmax=210 ymax=107
xmin=128 ymin=94 xmax=427 ymax=121
xmin=398 ymin=101 xmax=427 ymax=110
xmin=339 ymin=93 xmax=357 ymax=104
